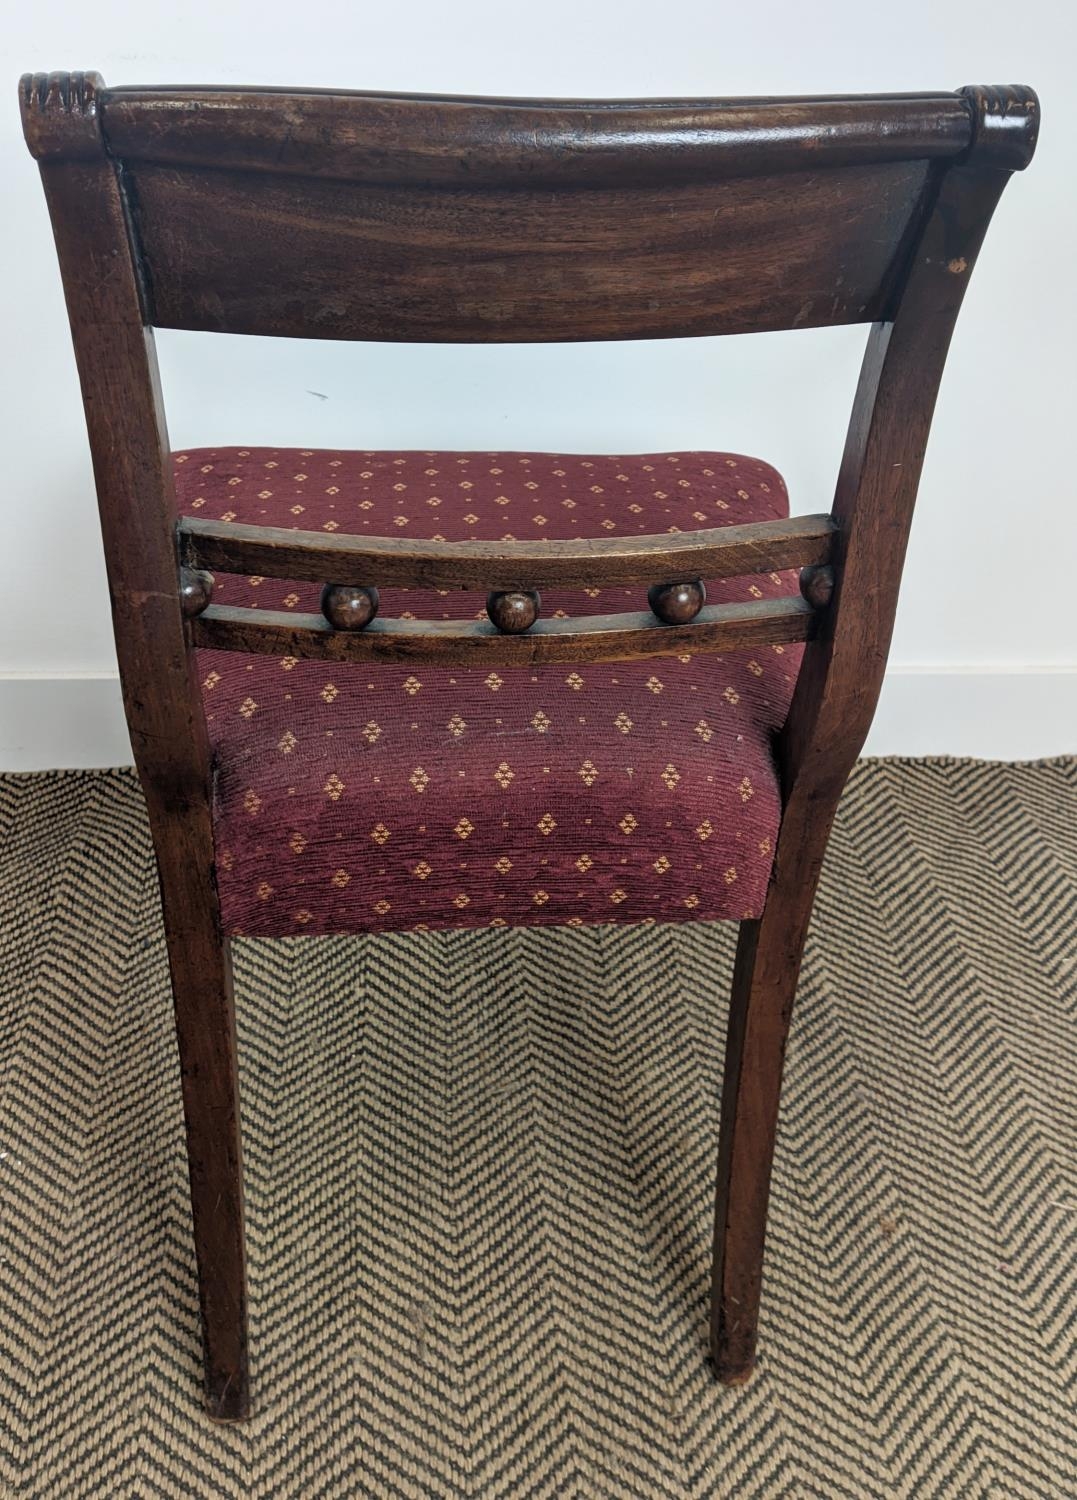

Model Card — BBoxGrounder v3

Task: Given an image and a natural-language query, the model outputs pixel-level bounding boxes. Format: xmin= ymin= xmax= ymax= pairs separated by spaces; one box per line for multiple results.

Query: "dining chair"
xmin=20 ymin=71 xmax=1038 ymax=1421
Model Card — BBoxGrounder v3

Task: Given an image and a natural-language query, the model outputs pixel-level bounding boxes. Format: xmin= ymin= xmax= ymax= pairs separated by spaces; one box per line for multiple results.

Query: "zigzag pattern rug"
xmin=0 ymin=759 xmax=1074 ymax=1498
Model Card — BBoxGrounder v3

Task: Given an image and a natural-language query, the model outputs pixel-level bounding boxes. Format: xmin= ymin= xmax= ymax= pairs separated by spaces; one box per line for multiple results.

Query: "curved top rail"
xmin=96 ymin=87 xmax=977 ymax=186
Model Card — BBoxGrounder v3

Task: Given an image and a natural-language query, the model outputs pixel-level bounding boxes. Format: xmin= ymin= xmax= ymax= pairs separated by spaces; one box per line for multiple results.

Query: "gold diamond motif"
xmin=290 ymin=831 xmax=308 ymax=854
xmin=453 ymin=893 xmax=471 ymax=908
xmin=202 ymin=671 xmax=221 ymax=691
xmin=257 ymin=882 xmax=273 ymax=900
xmin=403 ymin=675 xmax=422 ymax=696
xmin=724 ymin=867 xmax=738 ymax=884
xmin=739 ymin=777 xmax=754 ymax=801
xmin=362 ymin=721 xmax=382 ymax=745
xmin=696 ymin=820 xmax=714 ymax=842
xmin=618 ymin=813 xmax=639 ymax=834
xmin=413 ymin=861 xmax=433 ymax=880
xmin=494 ymin=762 xmax=515 ymax=789
xmin=653 ymin=855 xmax=671 ymax=874
xmin=575 ymin=854 xmax=594 ymax=873
xmin=485 ymin=672 xmax=504 ymax=692
xmin=331 ymin=869 xmax=351 ymax=888
xmin=723 ymin=686 xmax=740 ymax=706
xmin=532 ymin=890 xmax=549 ymax=905
xmin=747 ymin=660 xmax=763 ymax=677
xmin=661 ymin=764 xmax=681 ymax=790
xmin=243 ymin=789 xmax=261 ymax=814
xmin=645 ymin=675 xmax=664 ymax=694
xmin=454 ymin=817 xmax=474 ymax=839
xmin=531 ymin=710 xmax=551 ymax=733
xmin=683 ymin=894 xmax=700 ymax=909
xmin=278 ymin=730 xmax=297 ymax=754
xmin=694 ymin=720 xmax=713 ymax=743
xmin=447 ymin=714 xmax=467 ymax=738
xmin=374 ymin=900 xmax=392 ymax=915
xmin=370 ymin=824 xmax=390 ymax=846
xmin=537 ymin=813 xmax=557 ymax=836
xmin=280 ymin=657 xmax=297 ymax=672
xmin=610 ymin=889 xmax=628 ymax=904
xmin=614 ymin=713 xmax=633 ymax=734
xmin=321 ymin=683 xmax=339 ymax=704
xmin=324 ymin=773 xmax=345 ymax=801
xmin=495 ymin=857 xmax=513 ymax=873
xmin=565 ymin=673 xmax=584 ymax=691
xmin=578 ymin=760 xmax=598 ymax=787
xmin=410 ymin=767 xmax=430 ymax=792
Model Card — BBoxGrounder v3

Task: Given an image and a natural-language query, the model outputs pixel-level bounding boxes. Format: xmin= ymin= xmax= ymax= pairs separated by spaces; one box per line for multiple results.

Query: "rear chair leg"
xmin=710 ymin=875 xmax=815 ymax=1384
xmin=155 ymin=818 xmax=250 ymax=1421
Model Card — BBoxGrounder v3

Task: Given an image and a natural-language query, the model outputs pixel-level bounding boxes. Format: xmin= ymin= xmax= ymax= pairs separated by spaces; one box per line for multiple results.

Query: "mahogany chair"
xmin=20 ymin=71 xmax=1038 ymax=1420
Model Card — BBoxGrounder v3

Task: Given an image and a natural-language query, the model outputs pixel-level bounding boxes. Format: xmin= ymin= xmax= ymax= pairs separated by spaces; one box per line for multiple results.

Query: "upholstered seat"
xmin=177 ymin=447 xmax=802 ymax=936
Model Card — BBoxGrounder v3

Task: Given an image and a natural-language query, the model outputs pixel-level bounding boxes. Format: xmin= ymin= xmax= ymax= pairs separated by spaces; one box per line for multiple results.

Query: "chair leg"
xmin=710 ymin=873 xmax=816 ymax=1384
xmin=154 ymin=819 xmax=250 ymax=1421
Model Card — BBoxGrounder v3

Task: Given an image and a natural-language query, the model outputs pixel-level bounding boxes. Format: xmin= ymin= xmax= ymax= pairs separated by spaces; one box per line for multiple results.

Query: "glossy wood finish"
xmin=179 ymin=567 xmax=215 ymax=618
xmin=486 ymin=589 xmax=541 ymax=634
xmin=320 ymin=583 xmax=379 ymax=631
xmin=101 ymin=88 xmax=976 ymax=185
xmin=648 ymin=579 xmax=706 ymax=625
xmin=21 ymin=69 xmax=1038 ymax=1417
xmin=178 ymin=512 xmax=836 ymax=591
xmin=191 ymin=595 xmax=816 ymax=665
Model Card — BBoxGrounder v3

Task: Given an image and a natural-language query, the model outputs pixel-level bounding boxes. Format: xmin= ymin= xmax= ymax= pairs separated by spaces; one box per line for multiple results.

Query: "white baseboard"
xmin=0 ymin=667 xmax=1073 ymax=772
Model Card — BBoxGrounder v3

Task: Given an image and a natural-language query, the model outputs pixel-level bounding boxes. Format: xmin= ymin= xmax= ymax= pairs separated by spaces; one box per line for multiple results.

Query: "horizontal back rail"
xmin=190 ymin=595 xmax=815 ymax=665
xmin=22 ymin=77 xmax=975 ymax=345
xmin=100 ymin=89 xmax=975 ymax=187
xmin=178 ymin=513 xmax=836 ymax=591
xmin=123 ymin=159 xmax=932 ymax=343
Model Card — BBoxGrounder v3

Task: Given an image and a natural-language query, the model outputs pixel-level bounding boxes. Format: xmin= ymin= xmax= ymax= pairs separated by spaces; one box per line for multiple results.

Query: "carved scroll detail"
xmin=19 ymin=71 xmax=106 ymax=161
xmin=960 ymin=84 xmax=1039 ymax=171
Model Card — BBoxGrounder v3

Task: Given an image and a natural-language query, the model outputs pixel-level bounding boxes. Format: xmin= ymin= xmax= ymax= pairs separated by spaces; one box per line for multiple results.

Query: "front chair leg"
xmin=155 ymin=817 xmax=250 ymax=1421
xmin=710 ymin=876 xmax=815 ymax=1384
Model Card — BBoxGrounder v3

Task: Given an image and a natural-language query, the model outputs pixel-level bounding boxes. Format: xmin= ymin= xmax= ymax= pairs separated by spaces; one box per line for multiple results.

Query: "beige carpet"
xmin=0 ymin=759 xmax=1074 ymax=1498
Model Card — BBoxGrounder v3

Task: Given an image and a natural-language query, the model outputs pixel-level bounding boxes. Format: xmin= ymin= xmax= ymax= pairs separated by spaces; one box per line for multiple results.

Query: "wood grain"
xmin=178 ymin=513 xmax=836 ymax=590
xmin=189 ymin=595 xmax=816 ymax=665
xmin=127 ymin=158 xmax=932 ymax=343
xmin=100 ymin=88 xmax=976 ymax=187
xmin=20 ymin=69 xmax=251 ymax=1422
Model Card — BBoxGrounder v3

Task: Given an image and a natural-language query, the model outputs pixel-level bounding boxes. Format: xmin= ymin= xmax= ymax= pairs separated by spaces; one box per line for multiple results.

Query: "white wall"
xmin=3 ymin=0 xmax=1075 ymax=767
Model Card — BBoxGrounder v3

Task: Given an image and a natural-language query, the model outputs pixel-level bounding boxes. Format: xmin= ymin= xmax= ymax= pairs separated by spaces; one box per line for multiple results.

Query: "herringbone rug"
xmin=0 ymin=760 xmax=1074 ymax=1499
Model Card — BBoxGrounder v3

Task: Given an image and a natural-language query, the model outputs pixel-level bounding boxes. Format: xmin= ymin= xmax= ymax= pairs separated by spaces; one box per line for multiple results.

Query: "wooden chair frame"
xmin=20 ymin=71 xmax=1038 ymax=1420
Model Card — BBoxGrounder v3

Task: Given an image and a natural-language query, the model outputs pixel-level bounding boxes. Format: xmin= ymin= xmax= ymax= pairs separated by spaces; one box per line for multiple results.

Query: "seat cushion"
xmin=177 ymin=447 xmax=802 ymax=936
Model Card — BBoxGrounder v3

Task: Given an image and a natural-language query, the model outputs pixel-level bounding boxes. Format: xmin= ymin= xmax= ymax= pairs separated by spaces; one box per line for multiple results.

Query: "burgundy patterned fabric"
xmin=177 ymin=448 xmax=803 ymax=936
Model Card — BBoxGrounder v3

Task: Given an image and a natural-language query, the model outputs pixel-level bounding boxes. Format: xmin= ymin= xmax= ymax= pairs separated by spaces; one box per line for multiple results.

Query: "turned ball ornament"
xmin=799 ymin=564 xmax=835 ymax=609
xmin=320 ymin=583 xmax=380 ymax=631
xmin=486 ymin=589 xmax=541 ymax=634
xmin=179 ymin=568 xmax=214 ymax=618
xmin=647 ymin=578 xmax=706 ymax=625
